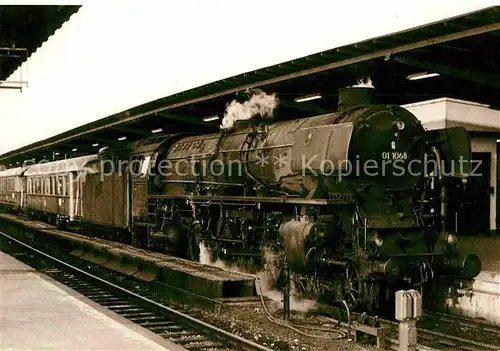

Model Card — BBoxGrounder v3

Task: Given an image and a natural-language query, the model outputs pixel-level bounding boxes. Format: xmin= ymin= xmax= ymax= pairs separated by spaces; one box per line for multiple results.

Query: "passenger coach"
xmin=24 ymin=155 xmax=97 ymax=227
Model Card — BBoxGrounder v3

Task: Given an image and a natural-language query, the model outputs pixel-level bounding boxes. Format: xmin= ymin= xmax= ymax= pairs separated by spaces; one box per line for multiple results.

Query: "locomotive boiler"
xmin=141 ymin=86 xmax=481 ymax=310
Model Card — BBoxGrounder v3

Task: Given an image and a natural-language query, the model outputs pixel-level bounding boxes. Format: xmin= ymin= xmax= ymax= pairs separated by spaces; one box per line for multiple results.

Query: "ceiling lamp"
xmin=407 ymin=72 xmax=440 ymax=81
xmin=203 ymin=115 xmax=219 ymax=122
xmin=294 ymin=94 xmax=322 ymax=103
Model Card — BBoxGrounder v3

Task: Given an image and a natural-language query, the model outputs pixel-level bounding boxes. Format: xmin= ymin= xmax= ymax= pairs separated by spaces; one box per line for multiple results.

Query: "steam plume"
xmin=199 ymin=242 xmax=317 ymax=312
xmin=352 ymin=77 xmax=374 ymax=88
xmin=221 ymin=90 xmax=279 ymax=130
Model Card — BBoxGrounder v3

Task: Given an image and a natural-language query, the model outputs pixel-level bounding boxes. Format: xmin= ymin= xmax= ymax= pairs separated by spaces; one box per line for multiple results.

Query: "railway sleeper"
xmin=183 ymin=340 xmax=225 ymax=350
xmin=85 ymin=293 xmax=116 ymax=299
xmin=159 ymin=330 xmax=192 ymax=338
xmin=173 ymin=336 xmax=212 ymax=345
xmin=90 ymin=296 xmax=123 ymax=302
xmin=142 ymin=320 xmax=176 ymax=327
xmin=104 ymin=304 xmax=137 ymax=309
xmin=129 ymin=315 xmax=168 ymax=322
xmin=108 ymin=307 xmax=145 ymax=314
xmin=120 ymin=312 xmax=157 ymax=318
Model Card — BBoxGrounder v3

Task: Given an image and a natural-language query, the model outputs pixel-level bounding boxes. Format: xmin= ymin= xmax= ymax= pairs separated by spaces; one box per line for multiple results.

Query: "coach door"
xmin=130 ymin=155 xmax=151 ymax=224
xmin=457 ymin=152 xmax=491 ymax=236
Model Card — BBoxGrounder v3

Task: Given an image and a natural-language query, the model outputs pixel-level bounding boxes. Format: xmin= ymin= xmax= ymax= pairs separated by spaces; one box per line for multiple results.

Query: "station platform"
xmin=0 ymin=251 xmax=185 ymax=351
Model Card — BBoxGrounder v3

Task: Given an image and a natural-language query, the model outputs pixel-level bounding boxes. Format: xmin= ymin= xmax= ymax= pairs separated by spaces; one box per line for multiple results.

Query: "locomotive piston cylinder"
xmin=449 ymin=253 xmax=482 ymax=279
xmin=369 ymin=258 xmax=400 ymax=279
xmin=280 ymin=219 xmax=317 ymax=272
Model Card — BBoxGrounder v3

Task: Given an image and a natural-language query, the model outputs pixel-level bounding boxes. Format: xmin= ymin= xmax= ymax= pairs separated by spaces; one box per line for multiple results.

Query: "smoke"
xmin=199 ymin=242 xmax=317 ymax=312
xmin=257 ymin=250 xmax=318 ymax=312
xmin=198 ymin=242 xmax=227 ymax=269
xmin=352 ymin=76 xmax=374 ymax=89
xmin=220 ymin=90 xmax=279 ymax=130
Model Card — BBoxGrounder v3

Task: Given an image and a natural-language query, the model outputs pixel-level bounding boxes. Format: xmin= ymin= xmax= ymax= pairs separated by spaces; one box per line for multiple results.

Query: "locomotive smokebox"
xmin=338 ymin=86 xmax=376 ymax=112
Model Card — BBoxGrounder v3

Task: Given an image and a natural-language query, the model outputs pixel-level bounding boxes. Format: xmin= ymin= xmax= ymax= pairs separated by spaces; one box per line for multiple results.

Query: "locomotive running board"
xmin=148 ymin=194 xmax=357 ymax=205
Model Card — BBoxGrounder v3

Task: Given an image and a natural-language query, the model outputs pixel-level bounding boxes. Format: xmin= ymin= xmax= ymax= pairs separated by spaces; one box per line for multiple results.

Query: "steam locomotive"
xmin=0 ymin=86 xmax=481 ymax=310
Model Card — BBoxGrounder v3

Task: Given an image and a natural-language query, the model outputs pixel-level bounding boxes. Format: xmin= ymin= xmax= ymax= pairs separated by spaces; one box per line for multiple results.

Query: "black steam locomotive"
xmin=140 ymin=86 xmax=481 ymax=309
xmin=0 ymin=86 xmax=481 ymax=310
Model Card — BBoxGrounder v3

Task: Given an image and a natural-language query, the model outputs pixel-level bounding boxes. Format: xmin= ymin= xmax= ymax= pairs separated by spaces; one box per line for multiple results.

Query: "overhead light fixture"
xmin=92 ymin=143 xmax=99 ymax=147
xmin=407 ymin=72 xmax=440 ymax=81
xmin=203 ymin=115 xmax=219 ymax=122
xmin=54 ymin=152 xmax=60 ymax=156
xmin=294 ymin=94 xmax=322 ymax=103
xmin=72 ymin=148 xmax=78 ymax=152
xmin=118 ymin=136 xmax=127 ymax=141
xmin=151 ymin=128 xmax=163 ymax=133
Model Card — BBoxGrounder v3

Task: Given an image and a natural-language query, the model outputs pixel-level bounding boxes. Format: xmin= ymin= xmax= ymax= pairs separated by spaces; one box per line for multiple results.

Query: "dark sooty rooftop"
xmin=0 ymin=5 xmax=80 ymax=82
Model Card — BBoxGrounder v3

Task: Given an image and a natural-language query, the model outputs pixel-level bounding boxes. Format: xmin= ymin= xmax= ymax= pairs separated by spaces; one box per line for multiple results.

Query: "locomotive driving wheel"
xmin=338 ymin=261 xmax=361 ymax=309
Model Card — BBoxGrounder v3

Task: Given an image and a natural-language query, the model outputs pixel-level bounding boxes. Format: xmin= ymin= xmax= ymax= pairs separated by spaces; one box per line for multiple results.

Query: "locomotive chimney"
xmin=338 ymin=86 xmax=376 ymax=112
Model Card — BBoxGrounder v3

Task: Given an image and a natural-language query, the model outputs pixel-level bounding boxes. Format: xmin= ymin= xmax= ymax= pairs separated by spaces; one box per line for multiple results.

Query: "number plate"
xmin=381 ymin=152 xmax=408 ymax=160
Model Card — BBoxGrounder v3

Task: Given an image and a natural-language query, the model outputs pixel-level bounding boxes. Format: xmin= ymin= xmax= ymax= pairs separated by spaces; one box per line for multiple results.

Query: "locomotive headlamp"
xmin=371 ymin=234 xmax=383 ymax=247
xmin=393 ymin=120 xmax=405 ymax=131
xmin=446 ymin=233 xmax=458 ymax=246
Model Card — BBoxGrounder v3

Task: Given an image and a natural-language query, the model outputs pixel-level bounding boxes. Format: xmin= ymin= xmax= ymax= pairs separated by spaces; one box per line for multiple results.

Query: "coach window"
xmin=56 ymin=176 xmax=62 ymax=196
xmin=140 ymin=156 xmax=150 ymax=177
xmin=131 ymin=156 xmax=142 ymax=176
xmin=62 ymin=175 xmax=67 ymax=196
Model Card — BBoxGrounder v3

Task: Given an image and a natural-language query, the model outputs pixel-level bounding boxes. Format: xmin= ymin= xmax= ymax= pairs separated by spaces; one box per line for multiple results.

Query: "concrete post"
xmin=395 ymin=289 xmax=422 ymax=351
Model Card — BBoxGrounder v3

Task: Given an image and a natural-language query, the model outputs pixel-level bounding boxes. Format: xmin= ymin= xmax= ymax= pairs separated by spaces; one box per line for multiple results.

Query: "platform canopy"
xmin=0 ymin=5 xmax=499 ymax=166
xmin=0 ymin=5 xmax=80 ymax=84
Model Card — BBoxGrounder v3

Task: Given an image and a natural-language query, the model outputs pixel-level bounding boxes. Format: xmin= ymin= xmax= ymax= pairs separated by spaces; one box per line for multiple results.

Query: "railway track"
xmin=2 ymin=226 xmax=500 ymax=351
xmin=0 ymin=231 xmax=272 ymax=351
xmin=417 ymin=311 xmax=500 ymax=351
xmin=338 ymin=306 xmax=500 ymax=350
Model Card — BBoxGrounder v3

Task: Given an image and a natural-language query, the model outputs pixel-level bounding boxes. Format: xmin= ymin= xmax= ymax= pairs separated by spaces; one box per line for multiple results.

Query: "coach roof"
xmin=24 ymin=154 xmax=98 ymax=176
xmin=0 ymin=166 xmax=25 ymax=178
